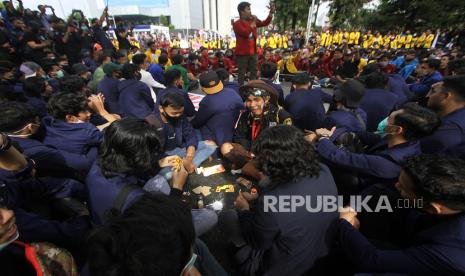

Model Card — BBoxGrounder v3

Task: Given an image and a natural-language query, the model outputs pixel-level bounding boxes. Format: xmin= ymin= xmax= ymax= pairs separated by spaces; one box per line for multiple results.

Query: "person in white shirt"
xmin=132 ymin=53 xmax=165 ymax=103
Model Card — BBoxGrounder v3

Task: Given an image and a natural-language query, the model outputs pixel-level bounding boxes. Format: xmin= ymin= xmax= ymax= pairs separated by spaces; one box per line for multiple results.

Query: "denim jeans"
xmin=159 ymin=141 xmax=217 ymax=180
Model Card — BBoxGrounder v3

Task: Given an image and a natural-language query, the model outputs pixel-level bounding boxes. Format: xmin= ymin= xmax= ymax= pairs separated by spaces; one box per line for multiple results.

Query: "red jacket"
xmin=210 ymin=57 xmax=233 ymax=73
xmin=233 ymin=15 xmax=272 ymax=56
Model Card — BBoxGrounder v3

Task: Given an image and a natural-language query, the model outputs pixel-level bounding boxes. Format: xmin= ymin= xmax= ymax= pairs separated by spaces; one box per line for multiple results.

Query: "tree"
xmin=327 ymin=0 xmax=371 ymax=29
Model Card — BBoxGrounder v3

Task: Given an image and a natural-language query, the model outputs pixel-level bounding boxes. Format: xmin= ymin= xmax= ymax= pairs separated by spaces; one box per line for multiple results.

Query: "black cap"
xmin=199 ymin=71 xmax=223 ymax=94
xmin=72 ymin=63 xmax=90 ymax=75
xmin=333 ymin=79 xmax=365 ymax=109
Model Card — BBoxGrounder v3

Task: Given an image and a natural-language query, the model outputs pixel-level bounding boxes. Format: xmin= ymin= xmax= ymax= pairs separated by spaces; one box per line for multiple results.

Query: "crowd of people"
xmin=1 ymin=0 xmax=465 ymax=275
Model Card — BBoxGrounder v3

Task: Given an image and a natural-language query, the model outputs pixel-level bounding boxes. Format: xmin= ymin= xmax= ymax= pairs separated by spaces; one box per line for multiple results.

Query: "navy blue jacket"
xmin=339 ymin=212 xmax=465 ymax=275
xmin=85 ymin=162 xmax=145 ymax=225
xmin=223 ymin=81 xmax=240 ymax=94
xmin=25 ymin=96 xmax=48 ymax=118
xmin=323 ymin=108 xmax=368 ymax=133
xmin=97 ymin=76 xmax=121 ymax=114
xmin=156 ymin=113 xmax=198 ymax=151
xmin=157 ymin=86 xmax=196 ymax=117
xmin=262 ymin=78 xmax=285 ymax=106
xmin=388 ymin=74 xmax=409 ymax=105
xmin=360 ymin=88 xmax=398 ymax=132
xmin=118 ymin=79 xmax=155 ymax=120
xmin=238 ymin=164 xmax=338 ymax=275
xmin=148 ymin=63 xmax=165 ymax=85
xmin=284 ymin=88 xmax=326 ymax=131
xmin=410 ymin=71 xmax=443 ymax=98
xmin=11 ymin=137 xmax=96 ymax=172
xmin=190 ymin=88 xmax=243 ymax=145
xmin=42 ymin=116 xmax=103 ymax=155
xmin=317 ymin=133 xmax=421 ymax=182
xmin=420 ymin=107 xmax=465 ymax=156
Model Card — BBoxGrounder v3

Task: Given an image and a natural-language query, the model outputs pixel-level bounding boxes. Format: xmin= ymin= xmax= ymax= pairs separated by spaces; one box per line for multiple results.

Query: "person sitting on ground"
xmin=221 ymin=80 xmax=292 ymax=180
xmin=322 ymin=79 xmax=367 ymax=132
xmin=216 ymin=68 xmax=240 ymax=94
xmin=85 ymin=118 xmax=217 ymax=235
xmin=339 ymin=154 xmax=465 ymax=275
xmin=409 ymin=58 xmax=443 ymax=105
xmin=259 ymin=62 xmax=284 ymax=106
xmin=23 ymin=76 xmax=53 ymax=118
xmin=219 ymin=125 xmax=338 ymax=276
xmin=157 ymin=69 xmax=196 ymax=117
xmin=308 ymin=103 xmax=439 ymax=190
xmin=157 ymin=92 xmax=217 ymax=177
xmin=191 ymin=71 xmax=244 ymax=147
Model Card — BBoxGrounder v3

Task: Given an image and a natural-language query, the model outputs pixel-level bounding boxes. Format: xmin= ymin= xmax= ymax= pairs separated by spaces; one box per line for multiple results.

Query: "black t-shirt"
xmin=22 ymin=31 xmax=45 ymax=61
xmin=115 ymin=28 xmax=131 ymax=50
xmin=63 ymin=31 xmax=82 ymax=64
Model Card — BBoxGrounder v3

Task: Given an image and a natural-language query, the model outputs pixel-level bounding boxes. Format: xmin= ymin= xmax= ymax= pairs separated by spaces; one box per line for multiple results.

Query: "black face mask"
xmin=162 ymin=112 xmax=180 ymax=124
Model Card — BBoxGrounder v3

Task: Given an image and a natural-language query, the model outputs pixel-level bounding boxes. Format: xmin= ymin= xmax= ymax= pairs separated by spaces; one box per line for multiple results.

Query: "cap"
xmin=72 ymin=63 xmax=90 ymax=75
xmin=239 ymin=80 xmax=278 ymax=105
xmin=19 ymin=62 xmax=41 ymax=78
xmin=102 ymin=63 xmax=123 ymax=75
xmin=333 ymin=79 xmax=365 ymax=109
xmin=199 ymin=71 xmax=223 ymax=94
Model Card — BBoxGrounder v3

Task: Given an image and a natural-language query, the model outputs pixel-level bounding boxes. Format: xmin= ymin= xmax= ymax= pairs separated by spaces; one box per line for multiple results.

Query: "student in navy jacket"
xmin=85 ymin=118 xmax=217 ymax=235
xmin=309 ymin=103 xmax=439 ymax=189
xmin=0 ymin=102 xmax=96 ymax=174
xmin=339 ymin=154 xmax=465 ymax=275
xmin=42 ymin=92 xmax=103 ymax=155
xmin=219 ymin=126 xmax=338 ymax=276
xmin=0 ymin=134 xmax=91 ymax=249
xmin=359 ymin=71 xmax=399 ymax=132
xmin=421 ymin=75 xmax=465 ymax=157
xmin=23 ymin=76 xmax=52 ymax=118
xmin=409 ymin=59 xmax=443 ymax=105
xmin=157 ymin=92 xmax=216 ymax=177
xmin=117 ymin=63 xmax=159 ymax=124
xmin=156 ymin=69 xmax=196 ymax=117
xmin=284 ymin=72 xmax=327 ymax=131
xmin=216 ymin=68 xmax=240 ymax=94
xmin=96 ymin=62 xmax=122 ymax=115
xmin=191 ymin=71 xmax=243 ymax=147
xmin=259 ymin=62 xmax=285 ymax=106
xmin=322 ymin=79 xmax=368 ymax=132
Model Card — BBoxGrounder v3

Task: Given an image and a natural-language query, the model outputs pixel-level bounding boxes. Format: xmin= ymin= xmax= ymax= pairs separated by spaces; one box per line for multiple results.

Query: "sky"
xmin=230 ymin=0 xmax=330 ymax=27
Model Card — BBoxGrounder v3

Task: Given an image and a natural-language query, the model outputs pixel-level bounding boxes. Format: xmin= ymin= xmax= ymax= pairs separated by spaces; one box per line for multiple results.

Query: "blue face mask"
xmin=377 ymin=117 xmax=389 ymax=136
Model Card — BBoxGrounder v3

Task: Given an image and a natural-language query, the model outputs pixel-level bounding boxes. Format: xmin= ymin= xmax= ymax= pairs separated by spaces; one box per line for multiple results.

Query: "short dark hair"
xmin=159 ymin=91 xmax=185 ymax=109
xmin=23 ymin=76 xmax=46 ymax=97
xmin=424 ymin=58 xmax=441 ymax=70
xmin=394 ymin=103 xmax=439 ymax=141
xmin=442 ymin=75 xmax=465 ymax=101
xmin=42 ymin=62 xmax=59 ymax=75
xmin=87 ymin=193 xmax=195 ymax=275
xmin=98 ymin=118 xmax=162 ymax=177
xmin=47 ymin=92 xmax=88 ymax=120
xmin=121 ymin=63 xmax=139 ymax=80
xmin=164 ymin=69 xmax=182 ymax=86
xmin=403 ymin=154 xmax=465 ymax=211
xmin=292 ymin=72 xmax=311 ymax=85
xmin=447 ymin=59 xmax=465 ymax=75
xmin=158 ymin=54 xmax=168 ymax=65
xmin=0 ymin=101 xmax=37 ymax=132
xmin=364 ymin=71 xmax=388 ymax=89
xmin=215 ymin=68 xmax=229 ymax=82
xmin=172 ymin=54 xmax=184 ymax=65
xmin=252 ymin=125 xmax=321 ymax=184
xmin=132 ymin=53 xmax=147 ymax=66
xmin=237 ymin=1 xmax=250 ymax=14
xmin=260 ymin=62 xmax=277 ymax=79
xmin=58 ymin=75 xmax=85 ymax=93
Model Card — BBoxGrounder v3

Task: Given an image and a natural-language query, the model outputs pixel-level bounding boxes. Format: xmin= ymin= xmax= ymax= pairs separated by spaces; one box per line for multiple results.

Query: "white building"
xmin=23 ymin=0 xmax=233 ymax=35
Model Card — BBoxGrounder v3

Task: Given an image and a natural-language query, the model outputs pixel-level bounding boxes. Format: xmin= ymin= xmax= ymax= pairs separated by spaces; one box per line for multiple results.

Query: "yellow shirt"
xmin=268 ymin=36 xmax=277 ymax=49
xmin=282 ymin=36 xmax=288 ymax=48
xmin=424 ymin=34 xmax=435 ymax=48
xmin=260 ymin=37 xmax=267 ymax=48
xmin=354 ymin=32 xmax=360 ymax=45
xmin=405 ymin=34 xmax=413 ymax=48
xmin=349 ymin=32 xmax=356 ymax=44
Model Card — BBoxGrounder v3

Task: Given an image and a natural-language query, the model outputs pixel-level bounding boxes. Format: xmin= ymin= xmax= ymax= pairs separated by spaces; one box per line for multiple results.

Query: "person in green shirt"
xmin=167 ymin=54 xmax=196 ymax=91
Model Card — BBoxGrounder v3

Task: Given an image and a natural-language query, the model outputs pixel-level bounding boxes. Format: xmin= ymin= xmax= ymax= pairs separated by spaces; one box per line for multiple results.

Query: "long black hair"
xmin=252 ymin=125 xmax=321 ymax=184
xmin=98 ymin=118 xmax=162 ymax=178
